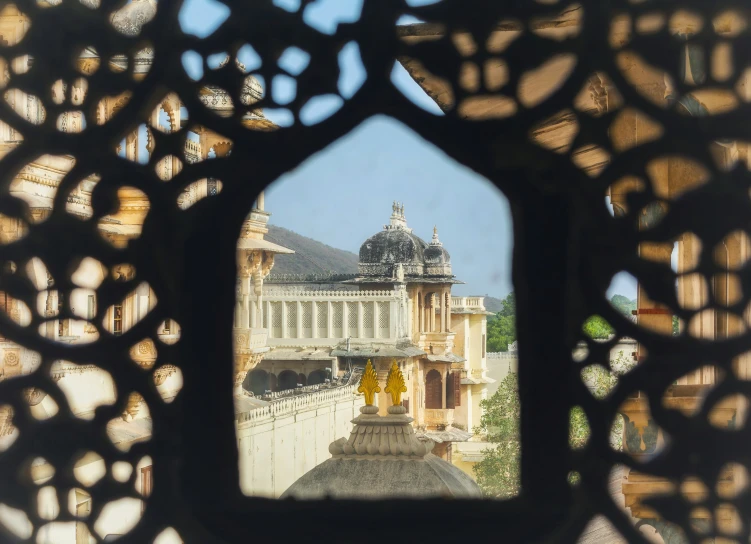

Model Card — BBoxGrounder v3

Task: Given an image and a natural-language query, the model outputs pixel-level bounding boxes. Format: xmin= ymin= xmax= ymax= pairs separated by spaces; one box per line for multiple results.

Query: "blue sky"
xmin=178 ymin=0 xmax=638 ymax=300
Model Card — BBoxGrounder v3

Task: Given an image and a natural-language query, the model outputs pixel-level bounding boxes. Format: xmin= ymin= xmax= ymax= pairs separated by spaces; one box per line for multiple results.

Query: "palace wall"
xmin=236 ymin=384 xmax=364 ymax=498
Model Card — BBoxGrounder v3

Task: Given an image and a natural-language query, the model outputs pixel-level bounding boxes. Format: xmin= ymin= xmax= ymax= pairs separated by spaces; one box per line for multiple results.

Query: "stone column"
xmin=439 ymin=292 xmax=445 ymax=333
xmin=281 ymin=302 xmax=287 ymax=339
xmin=373 ymin=301 xmax=379 ymax=339
xmin=441 ymin=367 xmax=447 ymax=409
xmin=445 ymin=291 xmax=451 ymax=332
xmin=257 ymin=191 xmax=265 ymax=211
xmin=430 ymin=294 xmax=436 ymax=333
xmin=240 ymin=275 xmax=251 ymax=329
xmin=417 ymin=293 xmax=422 ymax=333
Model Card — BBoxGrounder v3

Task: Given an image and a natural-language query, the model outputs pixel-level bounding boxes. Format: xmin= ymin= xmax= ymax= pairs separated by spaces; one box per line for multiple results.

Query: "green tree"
xmin=472 ymin=372 xmax=521 ymax=498
xmin=582 ymin=315 xmax=614 ymax=339
xmin=473 ymin=351 xmax=634 ymax=498
xmin=486 ymin=292 xmax=516 ymax=352
xmin=498 ymin=292 xmax=515 ymax=317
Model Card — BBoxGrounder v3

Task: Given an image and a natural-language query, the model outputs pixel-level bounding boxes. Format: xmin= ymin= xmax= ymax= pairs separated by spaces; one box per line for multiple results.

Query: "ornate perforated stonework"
xmin=0 ymin=1 xmax=748 ymax=543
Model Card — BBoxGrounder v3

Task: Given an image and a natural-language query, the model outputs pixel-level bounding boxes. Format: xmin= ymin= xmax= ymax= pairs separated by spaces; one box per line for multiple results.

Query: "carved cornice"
xmin=154 ymin=364 xmax=178 ymax=386
xmin=51 ymin=362 xmax=99 ymax=381
xmin=130 ymin=339 xmax=157 ymax=369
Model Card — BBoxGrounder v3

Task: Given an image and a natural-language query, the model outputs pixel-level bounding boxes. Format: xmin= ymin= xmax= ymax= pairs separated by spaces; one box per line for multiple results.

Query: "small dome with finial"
xmin=280 ymin=360 xmax=481 ymax=499
xmin=423 ymin=225 xmax=452 ymax=276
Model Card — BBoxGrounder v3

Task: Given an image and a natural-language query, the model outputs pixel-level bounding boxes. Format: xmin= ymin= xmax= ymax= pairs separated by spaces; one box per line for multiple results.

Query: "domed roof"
xmin=359 ymin=228 xmax=428 ymax=265
xmin=356 ymin=203 xmax=454 ymax=280
xmin=423 ymin=226 xmax=451 ymax=265
xmin=280 ymin=404 xmax=481 ymax=500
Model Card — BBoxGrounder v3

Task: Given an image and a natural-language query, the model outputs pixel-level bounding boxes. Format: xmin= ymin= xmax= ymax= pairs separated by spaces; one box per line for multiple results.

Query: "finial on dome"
xmin=358 ymin=360 xmax=381 ymax=406
xmin=385 ymin=360 xmax=407 ymax=406
xmin=400 ymin=203 xmax=405 ymax=217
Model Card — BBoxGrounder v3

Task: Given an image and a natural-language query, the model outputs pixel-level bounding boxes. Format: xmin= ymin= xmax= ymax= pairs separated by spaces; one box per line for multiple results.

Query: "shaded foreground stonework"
xmin=0 ymin=1 xmax=748 ymax=543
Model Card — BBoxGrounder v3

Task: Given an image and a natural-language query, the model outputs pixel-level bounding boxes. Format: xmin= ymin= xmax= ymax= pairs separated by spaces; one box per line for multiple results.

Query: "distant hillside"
xmin=483 ymin=296 xmax=503 ymax=313
xmin=611 ymin=294 xmax=637 ymax=317
xmin=265 ymin=225 xmax=359 ymax=275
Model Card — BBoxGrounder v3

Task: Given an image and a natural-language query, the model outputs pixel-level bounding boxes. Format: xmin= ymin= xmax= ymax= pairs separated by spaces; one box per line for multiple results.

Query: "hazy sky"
xmin=179 ymin=0 xmax=638 ymax=299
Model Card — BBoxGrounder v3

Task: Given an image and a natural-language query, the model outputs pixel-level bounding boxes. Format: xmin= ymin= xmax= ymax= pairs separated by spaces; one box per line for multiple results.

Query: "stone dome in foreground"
xmin=281 ymin=362 xmax=481 ymax=499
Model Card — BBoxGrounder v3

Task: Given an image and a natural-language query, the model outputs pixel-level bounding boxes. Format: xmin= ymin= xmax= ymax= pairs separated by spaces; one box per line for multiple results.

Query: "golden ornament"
xmin=384 ymin=359 xmax=407 ymax=406
xmin=357 ymin=359 xmax=381 ymax=406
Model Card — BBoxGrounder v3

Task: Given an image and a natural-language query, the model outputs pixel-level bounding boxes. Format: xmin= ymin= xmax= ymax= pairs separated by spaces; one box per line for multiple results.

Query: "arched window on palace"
xmin=246 ymin=369 xmax=269 ymax=396
xmin=308 ymin=369 xmax=327 ymax=386
xmin=278 ymin=369 xmax=298 ymax=391
xmin=425 ymin=369 xmax=442 ymax=409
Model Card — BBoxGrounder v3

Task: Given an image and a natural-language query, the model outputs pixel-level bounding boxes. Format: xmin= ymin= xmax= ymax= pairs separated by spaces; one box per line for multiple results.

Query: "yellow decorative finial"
xmin=358 ymin=359 xmax=381 ymax=406
xmin=385 ymin=359 xmax=407 ymax=406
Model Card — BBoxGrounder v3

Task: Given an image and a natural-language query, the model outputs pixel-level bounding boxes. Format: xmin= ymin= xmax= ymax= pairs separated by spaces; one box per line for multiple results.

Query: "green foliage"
xmin=673 ymin=315 xmax=680 ymax=336
xmin=498 ymin=292 xmax=516 ymax=317
xmin=486 ymin=292 xmax=516 ymax=352
xmin=474 ymin=351 xmax=636 ymax=498
xmin=579 ymin=350 xmax=636 ymax=451
xmin=487 ymin=292 xmax=639 ymax=350
xmin=568 ymin=406 xmax=590 ymax=450
xmin=582 ymin=315 xmax=614 ymax=339
xmin=473 ymin=373 xmax=521 ymax=498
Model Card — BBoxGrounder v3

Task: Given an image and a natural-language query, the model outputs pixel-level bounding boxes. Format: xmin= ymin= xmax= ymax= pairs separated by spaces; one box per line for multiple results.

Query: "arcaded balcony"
xmin=424 ymin=408 xmax=454 ymax=429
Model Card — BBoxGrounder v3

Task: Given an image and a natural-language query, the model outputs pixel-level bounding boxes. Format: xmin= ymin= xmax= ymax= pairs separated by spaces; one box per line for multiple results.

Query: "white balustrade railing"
xmin=487 ymin=351 xmax=518 ymax=359
xmin=450 ymin=296 xmax=486 ymax=311
xmin=264 ymin=288 xmax=395 ymax=299
xmin=237 ymin=384 xmax=362 ymax=424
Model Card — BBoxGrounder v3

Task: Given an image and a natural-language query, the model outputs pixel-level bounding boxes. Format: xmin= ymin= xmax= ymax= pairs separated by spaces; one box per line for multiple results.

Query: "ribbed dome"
xmin=357 ymin=203 xmax=455 ymax=280
xmin=423 ymin=244 xmax=450 ymax=264
xmin=280 ymin=453 xmax=482 ymax=499
xmin=280 ymin=405 xmax=482 ymax=499
xmin=423 ymin=226 xmax=452 ymax=276
xmin=359 ymin=229 xmax=428 ymax=265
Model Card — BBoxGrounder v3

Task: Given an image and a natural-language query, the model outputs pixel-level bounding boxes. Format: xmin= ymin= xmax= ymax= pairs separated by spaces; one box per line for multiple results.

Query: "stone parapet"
xmin=424 ymin=408 xmax=454 ymax=429
xmin=264 ymin=288 xmax=395 ymax=299
xmin=236 ymin=383 xmax=362 ymax=425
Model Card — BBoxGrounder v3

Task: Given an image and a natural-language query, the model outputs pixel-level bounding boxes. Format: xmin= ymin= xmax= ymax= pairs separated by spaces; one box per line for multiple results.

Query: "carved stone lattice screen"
xmin=0 ymin=0 xmax=749 ymax=543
